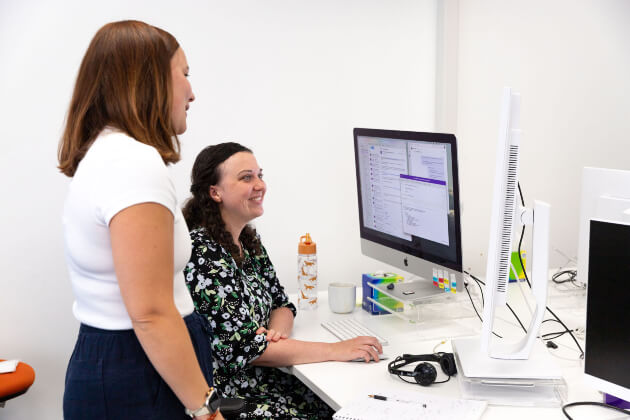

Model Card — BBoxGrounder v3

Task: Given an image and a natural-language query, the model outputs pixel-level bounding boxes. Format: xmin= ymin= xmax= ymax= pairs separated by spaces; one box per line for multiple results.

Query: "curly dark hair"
xmin=182 ymin=142 xmax=262 ymax=264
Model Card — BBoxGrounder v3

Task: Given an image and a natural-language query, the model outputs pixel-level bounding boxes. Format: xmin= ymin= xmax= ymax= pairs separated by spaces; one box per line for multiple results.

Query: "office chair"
xmin=0 ymin=359 xmax=35 ymax=408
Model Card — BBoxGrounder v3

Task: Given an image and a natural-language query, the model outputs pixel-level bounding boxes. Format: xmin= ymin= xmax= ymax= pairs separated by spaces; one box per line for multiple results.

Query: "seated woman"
xmin=182 ymin=142 xmax=383 ymax=419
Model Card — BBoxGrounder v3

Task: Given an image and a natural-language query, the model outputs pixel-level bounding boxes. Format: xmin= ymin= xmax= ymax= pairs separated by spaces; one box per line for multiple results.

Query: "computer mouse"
xmin=387 ymin=283 xmax=395 ymax=290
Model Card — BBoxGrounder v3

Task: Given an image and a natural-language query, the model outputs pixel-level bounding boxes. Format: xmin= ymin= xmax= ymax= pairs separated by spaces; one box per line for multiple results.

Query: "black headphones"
xmin=387 ymin=352 xmax=457 ymax=386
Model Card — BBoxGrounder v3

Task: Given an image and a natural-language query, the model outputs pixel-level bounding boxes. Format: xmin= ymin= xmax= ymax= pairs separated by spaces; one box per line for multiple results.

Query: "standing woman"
xmin=58 ymin=21 xmax=222 ymax=420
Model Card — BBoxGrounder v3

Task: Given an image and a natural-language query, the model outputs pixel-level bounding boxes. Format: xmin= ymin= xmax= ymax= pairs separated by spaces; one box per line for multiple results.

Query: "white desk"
xmin=287 ymin=284 xmax=611 ymax=419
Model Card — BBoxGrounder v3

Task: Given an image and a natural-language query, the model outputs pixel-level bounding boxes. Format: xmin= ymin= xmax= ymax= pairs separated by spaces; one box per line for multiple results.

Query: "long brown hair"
xmin=58 ymin=20 xmax=181 ymax=177
xmin=182 ymin=142 xmax=263 ymax=264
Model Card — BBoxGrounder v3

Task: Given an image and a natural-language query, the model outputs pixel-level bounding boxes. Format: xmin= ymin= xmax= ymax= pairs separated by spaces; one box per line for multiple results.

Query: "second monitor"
xmin=353 ymin=128 xmax=462 ymax=298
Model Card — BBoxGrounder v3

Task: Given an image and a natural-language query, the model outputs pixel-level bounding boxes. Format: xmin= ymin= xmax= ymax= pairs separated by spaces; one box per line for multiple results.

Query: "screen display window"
xmin=354 ymin=129 xmax=461 ymax=272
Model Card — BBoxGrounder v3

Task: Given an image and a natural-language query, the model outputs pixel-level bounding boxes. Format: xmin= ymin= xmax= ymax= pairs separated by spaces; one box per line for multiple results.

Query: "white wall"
xmin=456 ymin=0 xmax=630 ymax=276
xmin=0 ymin=1 xmax=437 ymax=418
xmin=4 ymin=1 xmax=628 ymax=418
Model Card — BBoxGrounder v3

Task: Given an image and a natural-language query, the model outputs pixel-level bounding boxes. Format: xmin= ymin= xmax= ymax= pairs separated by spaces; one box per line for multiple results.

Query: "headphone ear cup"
xmin=413 ymin=362 xmax=437 ymax=386
xmin=439 ymin=353 xmax=457 ymax=377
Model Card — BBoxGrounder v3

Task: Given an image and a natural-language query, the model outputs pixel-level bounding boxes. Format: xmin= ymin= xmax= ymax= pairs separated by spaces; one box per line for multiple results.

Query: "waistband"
xmin=79 ymin=312 xmax=203 ymax=335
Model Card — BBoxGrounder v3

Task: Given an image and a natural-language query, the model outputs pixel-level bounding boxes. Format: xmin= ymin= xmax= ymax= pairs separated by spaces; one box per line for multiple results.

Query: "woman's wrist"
xmin=186 ymin=387 xmax=220 ymax=419
xmin=325 ymin=342 xmax=338 ymax=361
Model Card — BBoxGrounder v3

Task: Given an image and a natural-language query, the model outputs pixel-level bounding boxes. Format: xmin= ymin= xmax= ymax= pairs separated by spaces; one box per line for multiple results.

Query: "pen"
xmin=368 ymin=395 xmax=424 ymax=406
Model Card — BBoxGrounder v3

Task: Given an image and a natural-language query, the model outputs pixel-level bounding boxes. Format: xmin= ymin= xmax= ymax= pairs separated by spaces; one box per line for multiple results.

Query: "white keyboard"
xmin=321 ymin=318 xmax=389 ymax=346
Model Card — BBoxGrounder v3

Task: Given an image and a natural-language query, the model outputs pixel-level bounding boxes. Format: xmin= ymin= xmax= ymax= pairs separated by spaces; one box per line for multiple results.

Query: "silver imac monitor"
xmin=353 ymin=128 xmax=463 ymax=297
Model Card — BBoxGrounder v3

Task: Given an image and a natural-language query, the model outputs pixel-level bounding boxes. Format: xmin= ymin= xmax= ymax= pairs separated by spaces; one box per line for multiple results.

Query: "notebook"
xmin=333 ymin=388 xmax=487 ymax=420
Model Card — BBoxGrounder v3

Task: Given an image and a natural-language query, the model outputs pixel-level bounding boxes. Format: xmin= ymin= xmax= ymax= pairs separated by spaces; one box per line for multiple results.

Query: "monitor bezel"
xmin=353 ymin=127 xmax=463 ymax=273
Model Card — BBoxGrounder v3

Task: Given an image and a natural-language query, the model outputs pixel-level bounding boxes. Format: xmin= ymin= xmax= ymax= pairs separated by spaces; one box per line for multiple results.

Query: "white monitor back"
xmin=577 ymin=167 xmax=630 ymax=284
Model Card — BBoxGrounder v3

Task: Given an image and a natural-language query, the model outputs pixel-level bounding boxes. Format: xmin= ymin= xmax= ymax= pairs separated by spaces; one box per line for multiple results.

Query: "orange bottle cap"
xmin=298 ymin=233 xmax=316 ymax=254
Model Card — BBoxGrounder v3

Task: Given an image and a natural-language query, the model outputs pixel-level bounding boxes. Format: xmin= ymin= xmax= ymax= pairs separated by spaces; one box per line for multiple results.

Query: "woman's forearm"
xmin=268 ymin=307 xmax=294 ymax=336
xmin=250 ymin=338 xmax=333 ymax=367
xmin=132 ymin=307 xmax=211 ymax=412
xmin=250 ymin=335 xmax=383 ymax=367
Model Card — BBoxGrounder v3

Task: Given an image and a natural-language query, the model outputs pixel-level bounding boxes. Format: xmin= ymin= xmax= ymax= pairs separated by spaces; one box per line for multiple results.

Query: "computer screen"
xmin=584 ymin=219 xmax=630 ymax=401
xmin=353 ymin=128 xmax=462 ymax=286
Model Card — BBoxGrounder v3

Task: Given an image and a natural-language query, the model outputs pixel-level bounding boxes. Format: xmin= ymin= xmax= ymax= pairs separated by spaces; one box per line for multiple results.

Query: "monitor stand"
xmin=452 ymin=337 xmax=567 ymax=407
xmin=374 ymin=279 xmax=444 ymax=303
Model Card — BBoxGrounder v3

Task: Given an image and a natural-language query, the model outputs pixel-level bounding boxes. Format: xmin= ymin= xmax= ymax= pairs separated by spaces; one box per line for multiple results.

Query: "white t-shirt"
xmin=62 ymin=129 xmax=195 ymax=330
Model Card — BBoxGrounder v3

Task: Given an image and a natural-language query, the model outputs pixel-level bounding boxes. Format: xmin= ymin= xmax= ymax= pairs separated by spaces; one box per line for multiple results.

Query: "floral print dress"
xmin=184 ymin=228 xmax=334 ymax=419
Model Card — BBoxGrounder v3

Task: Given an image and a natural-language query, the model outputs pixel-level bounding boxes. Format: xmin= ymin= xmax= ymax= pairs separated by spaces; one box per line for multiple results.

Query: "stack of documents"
xmin=333 ymin=388 xmax=487 ymax=420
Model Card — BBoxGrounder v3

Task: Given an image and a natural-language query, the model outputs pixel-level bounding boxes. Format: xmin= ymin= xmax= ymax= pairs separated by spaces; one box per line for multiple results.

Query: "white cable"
xmin=553 ymin=247 xmax=578 ymax=270
xmin=432 ymin=340 xmax=448 ymax=353
xmin=545 ymin=346 xmax=583 ymax=363
xmin=544 ymin=339 xmax=584 ymax=363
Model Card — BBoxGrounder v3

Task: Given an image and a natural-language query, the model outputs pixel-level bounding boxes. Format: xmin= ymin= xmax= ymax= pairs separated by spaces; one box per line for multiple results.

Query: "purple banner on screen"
xmin=399 ymin=174 xmax=446 ymax=186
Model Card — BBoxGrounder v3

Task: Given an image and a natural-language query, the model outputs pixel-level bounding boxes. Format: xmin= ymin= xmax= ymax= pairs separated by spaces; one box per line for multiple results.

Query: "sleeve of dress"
xmin=185 ymin=232 xmax=269 ymax=376
xmin=256 ymin=243 xmax=297 ymax=318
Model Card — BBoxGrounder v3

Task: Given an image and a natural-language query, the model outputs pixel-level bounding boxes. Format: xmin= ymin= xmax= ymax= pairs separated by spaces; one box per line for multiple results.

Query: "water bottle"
xmin=298 ymin=233 xmax=318 ymax=310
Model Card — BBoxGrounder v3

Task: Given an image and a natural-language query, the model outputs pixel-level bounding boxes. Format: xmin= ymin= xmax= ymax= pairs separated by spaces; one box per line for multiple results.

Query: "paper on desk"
xmin=0 ymin=359 xmax=19 ymax=374
xmin=333 ymin=387 xmax=487 ymax=420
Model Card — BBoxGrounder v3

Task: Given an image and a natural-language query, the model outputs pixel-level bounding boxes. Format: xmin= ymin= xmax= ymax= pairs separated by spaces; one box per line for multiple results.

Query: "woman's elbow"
xmin=127 ymin=302 xmax=178 ymax=331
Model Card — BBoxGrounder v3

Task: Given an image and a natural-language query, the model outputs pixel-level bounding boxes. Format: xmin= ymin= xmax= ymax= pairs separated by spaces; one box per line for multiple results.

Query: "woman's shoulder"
xmin=190 ymin=227 xmax=222 ymax=251
xmin=71 ymin=129 xmax=175 ymax=216
xmin=89 ymin=129 xmax=163 ymax=163
xmin=189 ymin=228 xmax=235 ymax=272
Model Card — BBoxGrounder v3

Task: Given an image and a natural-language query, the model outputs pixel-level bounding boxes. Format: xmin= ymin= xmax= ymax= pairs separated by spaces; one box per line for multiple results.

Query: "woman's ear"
xmin=209 ymin=186 xmax=222 ymax=203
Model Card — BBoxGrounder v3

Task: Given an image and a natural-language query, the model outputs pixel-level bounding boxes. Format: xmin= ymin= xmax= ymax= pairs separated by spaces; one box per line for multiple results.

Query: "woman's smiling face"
xmin=210 ymin=151 xmax=266 ymax=226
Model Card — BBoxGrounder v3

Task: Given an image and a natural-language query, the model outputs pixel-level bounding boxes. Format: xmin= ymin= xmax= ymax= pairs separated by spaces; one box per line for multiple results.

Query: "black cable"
xmin=552 ymin=269 xmax=578 ymax=285
xmin=540 ymin=319 xmax=579 ymax=340
xmin=517 ymin=182 xmax=525 ymax=207
xmin=546 ymin=306 xmax=584 ymax=359
xmin=464 ymin=271 xmax=486 ymax=308
xmin=465 ymin=271 xmax=485 ymax=286
xmin=541 ymin=330 xmax=575 ymax=341
xmin=466 ymin=271 xmax=527 ymax=333
xmin=506 ymin=303 xmax=528 ymax=334
xmin=465 ymin=271 xmax=531 ymax=339
xmin=463 ymin=272 xmax=503 ymax=338
xmin=517 ymin=225 xmax=531 ymax=288
xmin=464 ymin=282 xmax=483 ymax=321
xmin=516 ymin=183 xmax=584 ymax=358
xmin=517 ymin=183 xmax=532 ymax=288
xmin=541 ymin=319 xmax=566 ymax=331
xmin=562 ymin=401 xmax=630 ymax=420
xmin=463 ymin=275 xmax=503 ymax=338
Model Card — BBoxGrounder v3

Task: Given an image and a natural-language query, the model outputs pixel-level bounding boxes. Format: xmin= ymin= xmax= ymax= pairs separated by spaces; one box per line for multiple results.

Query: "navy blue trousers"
xmin=63 ymin=312 xmax=213 ymax=420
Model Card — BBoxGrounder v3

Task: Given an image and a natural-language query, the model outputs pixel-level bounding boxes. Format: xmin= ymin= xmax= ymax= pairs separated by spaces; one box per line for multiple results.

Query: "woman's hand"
xmin=330 ymin=336 xmax=383 ymax=363
xmin=256 ymin=326 xmax=288 ymax=342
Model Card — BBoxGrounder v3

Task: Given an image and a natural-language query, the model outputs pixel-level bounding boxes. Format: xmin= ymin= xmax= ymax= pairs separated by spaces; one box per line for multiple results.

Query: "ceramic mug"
xmin=328 ymin=282 xmax=356 ymax=314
